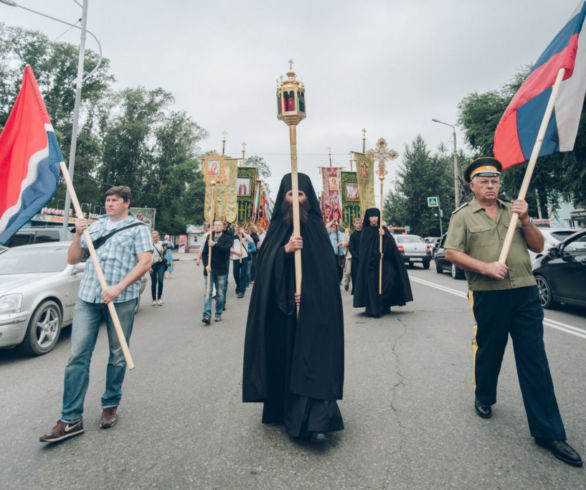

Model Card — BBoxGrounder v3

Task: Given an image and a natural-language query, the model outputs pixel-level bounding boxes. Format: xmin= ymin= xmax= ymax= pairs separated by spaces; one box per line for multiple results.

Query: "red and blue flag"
xmin=0 ymin=65 xmax=63 ymax=244
xmin=494 ymin=2 xmax=586 ymax=168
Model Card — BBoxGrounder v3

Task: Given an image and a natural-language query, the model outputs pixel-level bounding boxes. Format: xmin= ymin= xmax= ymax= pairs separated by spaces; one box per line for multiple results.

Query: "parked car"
xmin=424 ymin=236 xmax=441 ymax=254
xmin=529 ymin=227 xmax=578 ymax=264
xmin=0 ymin=241 xmax=147 ymax=356
xmin=533 ymin=229 xmax=586 ymax=309
xmin=433 ymin=233 xmax=465 ymax=279
xmin=394 ymin=234 xmax=432 ymax=269
xmin=1 ymin=226 xmax=72 ymax=247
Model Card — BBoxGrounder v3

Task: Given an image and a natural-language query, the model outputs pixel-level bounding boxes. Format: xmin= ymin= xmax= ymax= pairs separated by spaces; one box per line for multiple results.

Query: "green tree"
xmin=244 ymin=155 xmax=271 ymax=179
xmin=458 ymin=67 xmax=586 ymax=210
xmin=384 ymin=136 xmax=455 ymax=236
xmin=0 ymin=23 xmax=113 ymax=212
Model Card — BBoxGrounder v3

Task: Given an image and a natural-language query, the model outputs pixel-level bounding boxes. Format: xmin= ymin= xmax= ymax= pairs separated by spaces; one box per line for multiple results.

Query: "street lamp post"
xmin=0 ymin=0 xmax=103 ymax=231
xmin=432 ymin=118 xmax=460 ymax=208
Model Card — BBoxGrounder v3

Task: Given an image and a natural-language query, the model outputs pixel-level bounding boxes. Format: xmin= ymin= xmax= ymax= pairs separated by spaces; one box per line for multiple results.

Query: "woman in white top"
xmin=150 ymin=231 xmax=167 ymax=306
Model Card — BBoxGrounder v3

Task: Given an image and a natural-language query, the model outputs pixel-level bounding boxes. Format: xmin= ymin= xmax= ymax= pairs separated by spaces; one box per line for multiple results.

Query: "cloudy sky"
xmin=1 ymin=0 xmax=581 ymax=199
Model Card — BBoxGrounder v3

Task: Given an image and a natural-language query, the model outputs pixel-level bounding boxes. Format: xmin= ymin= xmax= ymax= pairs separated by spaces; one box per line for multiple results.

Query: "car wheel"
xmin=435 ymin=259 xmax=442 ymax=274
xmin=451 ymin=264 xmax=464 ymax=280
xmin=423 ymin=259 xmax=430 ymax=270
xmin=19 ymin=300 xmax=62 ymax=356
xmin=535 ymin=274 xmax=555 ymax=309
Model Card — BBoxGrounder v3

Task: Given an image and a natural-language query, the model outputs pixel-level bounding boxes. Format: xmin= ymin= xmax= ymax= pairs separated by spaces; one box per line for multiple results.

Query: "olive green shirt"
xmin=445 ymin=198 xmax=536 ymax=291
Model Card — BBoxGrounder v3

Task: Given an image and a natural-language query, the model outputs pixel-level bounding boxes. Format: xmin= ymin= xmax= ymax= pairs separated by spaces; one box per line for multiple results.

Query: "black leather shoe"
xmin=474 ymin=398 xmax=492 ymax=419
xmin=309 ymin=432 xmax=328 ymax=443
xmin=535 ymin=438 xmax=583 ymax=467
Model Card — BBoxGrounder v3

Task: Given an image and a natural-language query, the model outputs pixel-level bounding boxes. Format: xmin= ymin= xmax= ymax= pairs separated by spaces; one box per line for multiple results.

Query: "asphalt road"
xmin=1 ymin=257 xmax=584 ymax=489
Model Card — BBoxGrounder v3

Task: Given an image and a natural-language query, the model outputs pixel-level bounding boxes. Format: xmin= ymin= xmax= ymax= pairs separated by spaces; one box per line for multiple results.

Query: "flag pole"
xmin=58 ymin=162 xmax=135 ymax=371
xmin=207 ymin=182 xmax=216 ymax=300
xmin=498 ymin=67 xmax=566 ymax=264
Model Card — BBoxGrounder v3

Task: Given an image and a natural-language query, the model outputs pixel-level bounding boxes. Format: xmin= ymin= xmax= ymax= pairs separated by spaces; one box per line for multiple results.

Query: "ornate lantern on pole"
xmin=367 ymin=137 xmax=399 ymax=294
xmin=276 ymin=60 xmax=306 ymax=315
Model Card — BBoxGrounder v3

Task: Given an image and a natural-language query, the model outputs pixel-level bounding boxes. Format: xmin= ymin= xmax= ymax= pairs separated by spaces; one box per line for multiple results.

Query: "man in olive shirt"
xmin=445 ymin=157 xmax=582 ymax=468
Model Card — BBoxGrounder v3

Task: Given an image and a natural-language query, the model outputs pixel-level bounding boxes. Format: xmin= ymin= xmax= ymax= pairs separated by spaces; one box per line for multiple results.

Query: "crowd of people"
xmin=37 ymin=163 xmax=582 ymax=468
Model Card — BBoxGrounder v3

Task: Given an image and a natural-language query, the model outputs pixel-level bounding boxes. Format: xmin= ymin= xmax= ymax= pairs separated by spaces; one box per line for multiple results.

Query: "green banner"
xmin=354 ymin=152 xmax=376 ymax=214
xmin=237 ymin=167 xmax=257 ymax=224
xmin=340 ymin=171 xmax=361 ymax=229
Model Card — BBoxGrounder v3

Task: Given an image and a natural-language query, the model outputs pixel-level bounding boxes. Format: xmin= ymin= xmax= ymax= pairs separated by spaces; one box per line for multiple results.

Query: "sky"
xmin=1 ymin=0 xmax=581 ymax=202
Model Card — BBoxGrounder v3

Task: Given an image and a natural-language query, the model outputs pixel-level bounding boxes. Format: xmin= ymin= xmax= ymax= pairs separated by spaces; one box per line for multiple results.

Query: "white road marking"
xmin=409 ymin=275 xmax=586 ymax=340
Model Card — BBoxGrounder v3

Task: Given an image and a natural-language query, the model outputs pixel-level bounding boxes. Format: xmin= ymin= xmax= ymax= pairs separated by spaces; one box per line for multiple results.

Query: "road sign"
xmin=427 ymin=196 xmax=439 ymax=207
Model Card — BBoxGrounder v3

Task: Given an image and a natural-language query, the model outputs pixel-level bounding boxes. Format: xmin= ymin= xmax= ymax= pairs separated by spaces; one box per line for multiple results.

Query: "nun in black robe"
xmin=348 ymin=225 xmax=362 ymax=294
xmin=353 ymin=208 xmax=413 ymax=317
xmin=242 ymin=173 xmax=344 ymax=441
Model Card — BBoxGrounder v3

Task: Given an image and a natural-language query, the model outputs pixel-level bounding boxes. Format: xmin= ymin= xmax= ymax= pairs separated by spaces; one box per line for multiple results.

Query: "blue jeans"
xmin=61 ymin=298 xmax=137 ymax=423
xmin=243 ymin=256 xmax=252 ymax=290
xmin=150 ymin=262 xmax=165 ymax=300
xmin=203 ymin=272 xmax=227 ymax=318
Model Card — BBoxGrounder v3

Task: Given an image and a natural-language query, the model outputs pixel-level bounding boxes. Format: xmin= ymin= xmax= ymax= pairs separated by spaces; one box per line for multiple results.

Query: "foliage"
xmin=384 ymin=136 xmax=457 ymax=236
xmin=457 ymin=67 xmax=585 ymax=210
xmin=244 ymin=155 xmax=271 ymax=179
xmin=0 ymin=23 xmax=209 ymax=234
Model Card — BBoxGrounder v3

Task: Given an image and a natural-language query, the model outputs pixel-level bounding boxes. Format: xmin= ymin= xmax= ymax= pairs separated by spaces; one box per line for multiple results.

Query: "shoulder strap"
xmin=92 ymin=222 xmax=146 ymax=250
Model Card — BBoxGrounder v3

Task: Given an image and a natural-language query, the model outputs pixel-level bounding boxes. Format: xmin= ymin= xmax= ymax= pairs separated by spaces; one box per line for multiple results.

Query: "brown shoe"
xmin=40 ymin=418 xmax=84 ymax=443
xmin=99 ymin=406 xmax=118 ymax=429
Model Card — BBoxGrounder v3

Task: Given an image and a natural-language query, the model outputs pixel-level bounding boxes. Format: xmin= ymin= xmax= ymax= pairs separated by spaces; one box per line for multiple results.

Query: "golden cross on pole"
xmin=221 ymin=130 xmax=227 ymax=155
xmin=366 ymin=137 xmax=399 ymax=294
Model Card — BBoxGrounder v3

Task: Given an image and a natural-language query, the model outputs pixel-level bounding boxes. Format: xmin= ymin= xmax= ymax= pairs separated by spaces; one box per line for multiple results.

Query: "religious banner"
xmin=354 ymin=152 xmax=376 ymax=213
xmin=203 ymin=154 xmax=238 ymax=223
xmin=203 ymin=153 xmax=223 ymax=223
xmin=255 ymin=183 xmax=271 ymax=229
xmin=217 ymin=157 xmax=238 ymax=222
xmin=320 ymin=167 xmax=343 ymax=222
xmin=340 ymin=171 xmax=361 ymax=229
xmin=237 ymin=167 xmax=258 ymax=224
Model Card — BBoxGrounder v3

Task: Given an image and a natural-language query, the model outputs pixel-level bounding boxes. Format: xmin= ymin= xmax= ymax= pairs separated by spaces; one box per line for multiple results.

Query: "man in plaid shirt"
xmin=41 ymin=186 xmax=152 ymax=443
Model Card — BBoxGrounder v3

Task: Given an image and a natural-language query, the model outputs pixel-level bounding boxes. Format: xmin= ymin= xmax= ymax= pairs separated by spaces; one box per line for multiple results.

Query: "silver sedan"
xmin=0 ymin=241 xmax=146 ymax=356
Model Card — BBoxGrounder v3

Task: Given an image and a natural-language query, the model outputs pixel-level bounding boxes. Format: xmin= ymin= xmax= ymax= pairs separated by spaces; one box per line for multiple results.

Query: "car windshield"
xmin=0 ymin=246 xmax=69 ymax=274
xmin=396 ymin=235 xmax=424 ymax=243
xmin=550 ymin=230 xmax=576 ymax=241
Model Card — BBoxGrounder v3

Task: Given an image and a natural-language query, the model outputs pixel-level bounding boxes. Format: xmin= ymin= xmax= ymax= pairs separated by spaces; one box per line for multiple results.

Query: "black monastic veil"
xmin=242 ymin=173 xmax=344 ymax=438
xmin=353 ymin=208 xmax=413 ymax=317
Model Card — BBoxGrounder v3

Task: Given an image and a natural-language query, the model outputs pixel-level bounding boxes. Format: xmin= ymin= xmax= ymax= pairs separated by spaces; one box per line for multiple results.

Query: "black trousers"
xmin=471 ymin=286 xmax=566 ymax=440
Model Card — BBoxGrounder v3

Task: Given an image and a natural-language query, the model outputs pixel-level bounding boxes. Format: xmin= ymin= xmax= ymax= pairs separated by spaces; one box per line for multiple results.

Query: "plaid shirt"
xmin=78 ymin=214 xmax=153 ymax=303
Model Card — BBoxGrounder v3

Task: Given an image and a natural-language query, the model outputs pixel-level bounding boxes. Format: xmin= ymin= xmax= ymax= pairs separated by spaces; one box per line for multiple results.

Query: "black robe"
xmin=348 ymin=229 xmax=361 ymax=294
xmin=242 ymin=173 xmax=344 ymax=438
xmin=353 ymin=208 xmax=413 ymax=317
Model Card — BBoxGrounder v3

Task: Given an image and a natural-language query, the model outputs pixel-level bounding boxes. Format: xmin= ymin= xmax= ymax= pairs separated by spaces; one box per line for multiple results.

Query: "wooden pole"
xmin=206 ymin=182 xmax=216 ymax=299
xmin=498 ymin=68 xmax=565 ymax=264
xmin=58 ymin=162 xmax=135 ymax=371
xmin=289 ymin=124 xmax=302 ymax=317
xmin=379 ymin=177 xmax=383 ymax=294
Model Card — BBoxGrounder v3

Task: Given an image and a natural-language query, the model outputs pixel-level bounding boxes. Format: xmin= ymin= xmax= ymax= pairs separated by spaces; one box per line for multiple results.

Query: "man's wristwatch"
xmin=521 ymin=217 xmax=534 ymax=227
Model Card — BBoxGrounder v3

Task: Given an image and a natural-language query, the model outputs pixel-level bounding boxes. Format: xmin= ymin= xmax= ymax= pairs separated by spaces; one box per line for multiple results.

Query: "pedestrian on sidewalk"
xmin=445 ymin=157 xmax=582 ymax=467
xmin=327 ymin=219 xmax=345 ymax=283
xmin=40 ymin=186 xmax=153 ymax=443
xmin=347 ymin=217 xmax=362 ymax=294
xmin=243 ymin=173 xmax=345 ymax=443
xmin=231 ymin=226 xmax=253 ymax=298
xmin=163 ymin=234 xmax=174 ymax=279
xmin=150 ymin=231 xmax=167 ymax=306
xmin=196 ymin=220 xmax=232 ymax=324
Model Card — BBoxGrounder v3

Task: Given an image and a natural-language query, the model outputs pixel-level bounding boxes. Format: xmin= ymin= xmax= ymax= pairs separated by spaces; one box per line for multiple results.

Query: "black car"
xmin=533 ymin=229 xmax=586 ymax=309
xmin=433 ymin=233 xmax=465 ymax=279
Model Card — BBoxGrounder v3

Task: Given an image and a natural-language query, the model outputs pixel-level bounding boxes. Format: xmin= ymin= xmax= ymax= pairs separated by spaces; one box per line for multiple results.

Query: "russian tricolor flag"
xmin=494 ymin=2 xmax=586 ymax=168
xmin=0 ymin=66 xmax=63 ymax=244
